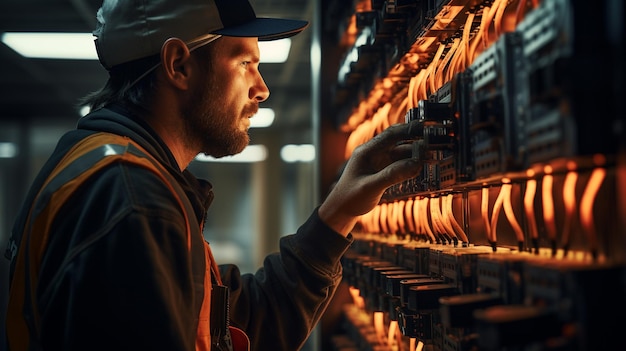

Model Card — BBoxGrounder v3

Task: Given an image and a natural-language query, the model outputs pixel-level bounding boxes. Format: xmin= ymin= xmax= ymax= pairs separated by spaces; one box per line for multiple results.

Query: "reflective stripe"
xmin=32 ymin=143 xmax=128 ymax=218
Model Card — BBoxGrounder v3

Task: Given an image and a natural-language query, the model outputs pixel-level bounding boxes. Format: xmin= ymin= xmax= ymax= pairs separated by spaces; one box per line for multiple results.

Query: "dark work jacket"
xmin=5 ymin=104 xmax=353 ymax=351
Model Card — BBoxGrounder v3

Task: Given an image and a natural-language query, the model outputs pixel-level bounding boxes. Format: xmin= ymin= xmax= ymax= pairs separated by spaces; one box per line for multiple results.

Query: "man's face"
xmin=183 ymin=36 xmax=270 ymax=158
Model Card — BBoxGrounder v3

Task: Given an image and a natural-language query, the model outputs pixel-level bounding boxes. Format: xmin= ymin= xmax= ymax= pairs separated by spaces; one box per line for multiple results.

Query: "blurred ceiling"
xmin=0 ymin=0 xmax=314 ymax=143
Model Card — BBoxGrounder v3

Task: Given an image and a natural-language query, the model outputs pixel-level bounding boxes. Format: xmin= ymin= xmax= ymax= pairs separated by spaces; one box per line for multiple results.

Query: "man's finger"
xmin=361 ymin=121 xmax=422 ymax=151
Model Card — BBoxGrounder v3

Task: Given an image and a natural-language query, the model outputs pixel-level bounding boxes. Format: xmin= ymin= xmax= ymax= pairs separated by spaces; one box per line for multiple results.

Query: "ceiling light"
xmin=250 ymin=108 xmax=275 ymax=128
xmin=280 ymin=144 xmax=315 ymax=163
xmin=257 ymin=39 xmax=291 ymax=63
xmin=194 ymin=145 xmax=267 ymax=163
xmin=1 ymin=32 xmax=290 ymax=63
xmin=80 ymin=105 xmax=91 ymax=116
xmin=1 ymin=32 xmax=97 ymax=60
xmin=0 ymin=142 xmax=18 ymax=158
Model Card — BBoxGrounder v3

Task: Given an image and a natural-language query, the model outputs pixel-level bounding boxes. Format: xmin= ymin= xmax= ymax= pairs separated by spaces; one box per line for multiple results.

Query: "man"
xmin=4 ymin=0 xmax=423 ymax=350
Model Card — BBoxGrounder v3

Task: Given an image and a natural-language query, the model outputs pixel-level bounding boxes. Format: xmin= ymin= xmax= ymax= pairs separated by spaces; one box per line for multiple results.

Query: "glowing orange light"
xmin=388 ymin=320 xmax=398 ymax=348
xmin=397 ymin=200 xmax=406 ymax=234
xmin=439 ymin=196 xmax=456 ymax=240
xmin=421 ymin=198 xmax=436 ymax=242
xmin=592 ymin=153 xmax=606 ymax=166
xmin=430 ymin=197 xmax=445 ymax=236
xmin=482 ymin=187 xmax=491 ymax=240
xmin=405 ymin=198 xmax=415 ymax=233
xmin=446 ymin=194 xmax=468 ymax=242
xmin=580 ymin=167 xmax=606 ymax=253
xmin=524 ymin=178 xmax=539 ymax=239
xmin=374 ymin=311 xmax=385 ymax=344
xmin=372 ymin=205 xmax=381 ymax=234
xmin=386 ymin=201 xmax=395 ymax=234
xmin=383 ymin=77 xmax=394 ymax=89
xmin=542 ymin=173 xmax=557 ymax=240
xmin=566 ymin=160 xmax=577 ymax=171
xmin=380 ymin=202 xmax=389 ymax=234
xmin=413 ymin=197 xmax=422 ymax=236
xmin=561 ymin=171 xmax=578 ymax=248
xmin=416 ymin=339 xmax=425 ymax=351
xmin=349 ymin=287 xmax=365 ymax=309
xmin=490 ymin=185 xmax=506 ymax=244
xmin=503 ymin=183 xmax=524 ymax=242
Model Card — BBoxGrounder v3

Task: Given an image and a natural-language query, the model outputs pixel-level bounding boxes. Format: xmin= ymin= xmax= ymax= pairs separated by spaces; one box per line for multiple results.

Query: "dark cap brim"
xmin=212 ymin=18 xmax=309 ymax=41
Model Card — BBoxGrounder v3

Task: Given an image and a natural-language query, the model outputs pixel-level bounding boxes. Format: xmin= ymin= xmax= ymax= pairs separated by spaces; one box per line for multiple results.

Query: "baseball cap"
xmin=93 ymin=0 xmax=309 ymax=70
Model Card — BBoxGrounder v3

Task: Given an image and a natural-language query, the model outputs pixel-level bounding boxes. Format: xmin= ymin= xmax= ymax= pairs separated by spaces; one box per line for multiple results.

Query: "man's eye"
xmin=241 ymin=61 xmax=251 ymax=67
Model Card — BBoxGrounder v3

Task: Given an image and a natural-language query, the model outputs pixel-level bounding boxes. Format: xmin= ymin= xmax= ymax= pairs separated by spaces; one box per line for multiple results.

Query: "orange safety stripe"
xmin=197 ymin=242 xmax=214 ymax=351
xmin=6 ymin=132 xmax=216 ymax=351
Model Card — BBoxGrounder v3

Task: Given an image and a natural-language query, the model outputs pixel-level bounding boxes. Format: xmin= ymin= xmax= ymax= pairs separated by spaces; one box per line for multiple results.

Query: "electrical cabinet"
xmin=319 ymin=0 xmax=626 ymax=350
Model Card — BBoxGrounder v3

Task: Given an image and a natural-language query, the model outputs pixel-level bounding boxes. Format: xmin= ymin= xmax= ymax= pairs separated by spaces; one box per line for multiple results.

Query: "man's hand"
xmin=319 ymin=121 xmax=423 ymax=236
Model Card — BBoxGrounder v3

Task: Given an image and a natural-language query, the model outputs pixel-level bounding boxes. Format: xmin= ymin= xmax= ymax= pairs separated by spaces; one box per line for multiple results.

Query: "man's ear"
xmin=160 ymin=38 xmax=193 ymax=90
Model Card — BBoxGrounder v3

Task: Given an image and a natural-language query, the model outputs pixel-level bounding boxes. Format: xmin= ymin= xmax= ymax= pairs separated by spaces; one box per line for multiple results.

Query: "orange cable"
xmin=580 ymin=167 xmax=606 ymax=259
xmin=502 ymin=182 xmax=525 ymax=243
xmin=561 ymin=171 xmax=578 ymax=253
xmin=523 ymin=178 xmax=539 ymax=240
xmin=481 ymin=187 xmax=492 ymax=242
xmin=445 ymin=193 xmax=469 ymax=243
xmin=490 ymin=185 xmax=506 ymax=248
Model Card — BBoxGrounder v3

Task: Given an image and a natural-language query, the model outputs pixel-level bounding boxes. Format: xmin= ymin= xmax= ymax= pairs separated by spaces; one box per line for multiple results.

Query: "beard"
xmin=181 ymin=72 xmax=255 ymax=158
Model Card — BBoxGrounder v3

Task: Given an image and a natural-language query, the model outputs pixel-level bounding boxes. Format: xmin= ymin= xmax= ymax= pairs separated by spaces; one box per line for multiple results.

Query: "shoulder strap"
xmin=6 ymin=132 xmax=195 ymax=351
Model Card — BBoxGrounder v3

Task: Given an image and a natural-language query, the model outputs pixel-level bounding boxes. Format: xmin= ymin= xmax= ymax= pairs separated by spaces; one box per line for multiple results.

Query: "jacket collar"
xmin=78 ymin=103 xmax=215 ymax=214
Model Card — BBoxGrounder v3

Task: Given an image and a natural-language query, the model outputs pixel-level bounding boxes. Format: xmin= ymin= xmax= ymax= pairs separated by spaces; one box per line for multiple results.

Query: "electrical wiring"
xmin=501 ymin=181 xmax=525 ymax=249
xmin=408 ymin=72 xmax=418 ymax=110
xmin=387 ymin=320 xmax=400 ymax=349
xmin=444 ymin=193 xmax=469 ymax=243
xmin=514 ymin=0 xmax=529 ymax=24
xmin=371 ymin=204 xmax=382 ymax=234
xmin=344 ymin=120 xmax=369 ymax=159
xmin=387 ymin=201 xmax=398 ymax=234
xmin=493 ymin=0 xmax=509 ymax=38
xmin=428 ymin=197 xmax=444 ymax=240
xmin=561 ymin=169 xmax=578 ymax=256
xmin=469 ymin=6 xmax=490 ymax=63
xmin=461 ymin=12 xmax=476 ymax=69
xmin=404 ymin=197 xmax=416 ymax=234
xmin=428 ymin=43 xmax=447 ymax=96
xmin=437 ymin=195 xmax=460 ymax=242
xmin=374 ymin=311 xmax=385 ymax=345
xmin=490 ymin=184 xmax=506 ymax=250
xmin=523 ymin=174 xmax=540 ymax=253
xmin=394 ymin=201 xmax=404 ymax=235
xmin=389 ymin=96 xmax=409 ymax=125
xmin=375 ymin=102 xmax=392 ymax=134
xmin=420 ymin=197 xmax=437 ymax=242
xmin=412 ymin=69 xmax=428 ymax=106
xmin=380 ymin=202 xmax=389 ymax=234
xmin=481 ymin=187 xmax=492 ymax=244
xmin=413 ymin=196 xmax=423 ymax=238
xmin=541 ymin=167 xmax=558 ymax=256
xmin=431 ymin=196 xmax=455 ymax=243
xmin=436 ymin=37 xmax=461 ymax=89
xmin=482 ymin=1 xmax=500 ymax=49
xmin=580 ymin=167 xmax=606 ymax=260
